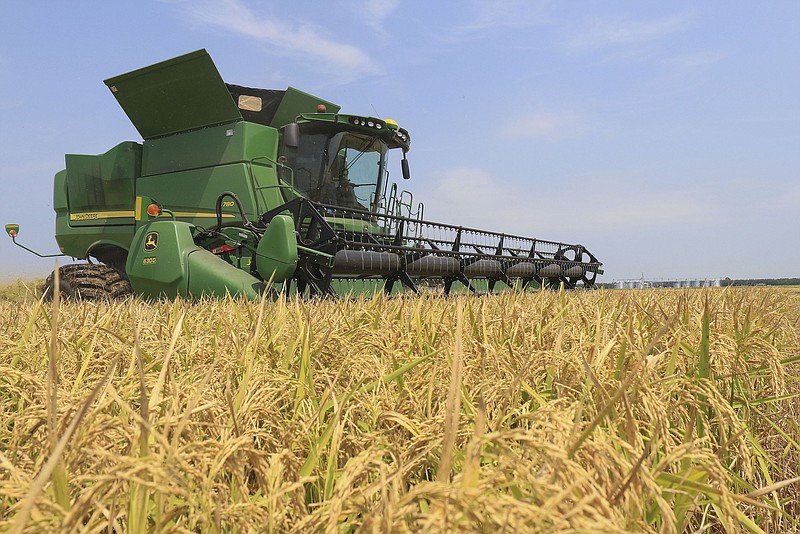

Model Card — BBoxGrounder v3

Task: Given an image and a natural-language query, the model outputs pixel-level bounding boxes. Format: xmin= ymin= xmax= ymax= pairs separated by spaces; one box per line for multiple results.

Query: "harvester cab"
xmin=8 ymin=49 xmax=602 ymax=300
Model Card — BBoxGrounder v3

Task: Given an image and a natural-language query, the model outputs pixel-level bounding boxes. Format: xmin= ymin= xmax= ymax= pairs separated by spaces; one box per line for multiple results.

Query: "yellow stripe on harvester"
xmin=172 ymin=212 xmax=236 ymax=218
xmin=70 ymin=210 xmax=236 ymax=221
xmin=70 ymin=211 xmax=136 ymax=221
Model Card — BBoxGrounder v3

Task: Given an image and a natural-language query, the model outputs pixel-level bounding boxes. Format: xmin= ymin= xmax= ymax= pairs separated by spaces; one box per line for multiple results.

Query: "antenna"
xmin=371 ymin=104 xmax=381 ymax=118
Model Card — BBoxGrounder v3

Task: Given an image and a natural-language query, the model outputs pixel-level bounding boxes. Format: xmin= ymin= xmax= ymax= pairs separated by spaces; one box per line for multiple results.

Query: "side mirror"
xmin=283 ymin=123 xmax=300 ymax=149
xmin=401 ymin=154 xmax=411 ymax=180
xmin=5 ymin=223 xmax=19 ymax=238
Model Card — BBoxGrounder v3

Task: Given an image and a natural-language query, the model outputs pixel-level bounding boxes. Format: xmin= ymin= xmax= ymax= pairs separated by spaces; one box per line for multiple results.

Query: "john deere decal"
xmin=144 ymin=231 xmax=159 ymax=252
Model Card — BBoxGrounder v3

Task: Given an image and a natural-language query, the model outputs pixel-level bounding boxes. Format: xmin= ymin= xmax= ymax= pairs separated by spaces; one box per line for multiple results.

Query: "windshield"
xmin=281 ymin=129 xmax=387 ymax=212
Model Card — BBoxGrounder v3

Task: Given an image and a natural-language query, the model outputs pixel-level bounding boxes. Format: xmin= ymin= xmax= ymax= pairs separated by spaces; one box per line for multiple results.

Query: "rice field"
xmin=1 ymin=284 xmax=799 ymax=532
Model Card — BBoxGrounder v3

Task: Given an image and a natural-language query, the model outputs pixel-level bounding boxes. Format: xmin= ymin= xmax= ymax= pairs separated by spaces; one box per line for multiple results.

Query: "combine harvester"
xmin=6 ymin=50 xmax=602 ymax=299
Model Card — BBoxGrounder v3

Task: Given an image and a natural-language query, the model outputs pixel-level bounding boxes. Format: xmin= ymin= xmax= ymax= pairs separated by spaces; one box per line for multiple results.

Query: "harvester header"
xmin=8 ymin=49 xmax=601 ymax=299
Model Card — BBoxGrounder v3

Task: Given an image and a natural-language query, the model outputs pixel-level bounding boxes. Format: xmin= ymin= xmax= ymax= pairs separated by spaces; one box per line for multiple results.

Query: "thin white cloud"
xmin=460 ymin=0 xmax=552 ymax=32
xmin=642 ymin=50 xmax=724 ymax=96
xmin=662 ymin=51 xmax=723 ymax=70
xmin=170 ymin=0 xmax=377 ymax=76
xmin=360 ymin=0 xmax=400 ymax=37
xmin=421 ymin=167 xmax=717 ymax=241
xmin=566 ymin=13 xmax=694 ymax=51
xmin=502 ymin=111 xmax=587 ymax=140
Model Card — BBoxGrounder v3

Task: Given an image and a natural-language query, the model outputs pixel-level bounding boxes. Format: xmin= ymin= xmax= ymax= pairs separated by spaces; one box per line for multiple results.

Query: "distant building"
xmin=611 ymin=278 xmax=721 ymax=289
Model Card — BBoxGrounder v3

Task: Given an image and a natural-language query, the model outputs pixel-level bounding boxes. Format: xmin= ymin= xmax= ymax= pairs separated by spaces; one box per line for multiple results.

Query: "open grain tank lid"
xmin=104 ymin=49 xmax=243 ymax=139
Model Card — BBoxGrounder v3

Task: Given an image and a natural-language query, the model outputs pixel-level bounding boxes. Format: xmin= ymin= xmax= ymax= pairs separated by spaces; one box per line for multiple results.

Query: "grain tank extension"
xmin=7 ymin=49 xmax=602 ymax=298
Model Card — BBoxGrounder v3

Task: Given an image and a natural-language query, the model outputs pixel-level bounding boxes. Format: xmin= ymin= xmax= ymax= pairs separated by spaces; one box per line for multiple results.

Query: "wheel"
xmin=42 ymin=264 xmax=134 ymax=301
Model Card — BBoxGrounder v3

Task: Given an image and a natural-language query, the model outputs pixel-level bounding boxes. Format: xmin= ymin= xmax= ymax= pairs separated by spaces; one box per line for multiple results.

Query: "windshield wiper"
xmin=345 ymin=136 xmax=379 ymax=172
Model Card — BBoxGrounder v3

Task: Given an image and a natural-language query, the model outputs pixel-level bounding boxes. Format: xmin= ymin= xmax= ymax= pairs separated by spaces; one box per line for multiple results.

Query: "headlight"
xmin=350 ymin=117 xmax=388 ymax=131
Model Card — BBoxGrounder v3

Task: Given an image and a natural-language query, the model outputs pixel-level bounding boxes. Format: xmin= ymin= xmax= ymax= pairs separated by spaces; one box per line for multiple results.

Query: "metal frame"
xmin=257 ymin=198 xmax=602 ymax=295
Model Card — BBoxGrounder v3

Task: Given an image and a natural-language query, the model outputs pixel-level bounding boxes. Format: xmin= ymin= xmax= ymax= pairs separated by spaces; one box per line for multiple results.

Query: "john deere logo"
xmin=144 ymin=231 xmax=159 ymax=252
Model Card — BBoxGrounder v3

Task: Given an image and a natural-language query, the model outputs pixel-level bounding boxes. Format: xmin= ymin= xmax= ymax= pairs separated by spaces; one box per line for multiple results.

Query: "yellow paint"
xmin=144 ymin=232 xmax=159 ymax=252
xmin=70 ymin=207 xmax=234 ymax=221
xmin=172 ymin=212 xmax=236 ymax=218
xmin=69 ymin=210 xmax=135 ymax=221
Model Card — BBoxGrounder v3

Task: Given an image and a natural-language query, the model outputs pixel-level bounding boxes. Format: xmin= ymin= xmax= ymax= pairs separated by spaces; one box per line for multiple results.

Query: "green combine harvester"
xmin=6 ymin=50 xmax=602 ymax=299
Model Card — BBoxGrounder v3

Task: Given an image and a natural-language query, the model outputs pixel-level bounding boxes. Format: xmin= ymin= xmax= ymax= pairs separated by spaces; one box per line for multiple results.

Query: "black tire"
xmin=42 ymin=264 xmax=134 ymax=301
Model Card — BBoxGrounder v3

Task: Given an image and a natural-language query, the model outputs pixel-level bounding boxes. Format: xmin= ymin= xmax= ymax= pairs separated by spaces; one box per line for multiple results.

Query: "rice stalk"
xmin=0 ymin=286 xmax=798 ymax=532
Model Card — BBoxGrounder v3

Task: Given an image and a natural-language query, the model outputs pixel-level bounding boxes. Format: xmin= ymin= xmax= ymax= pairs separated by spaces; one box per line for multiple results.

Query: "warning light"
xmin=317 ymin=104 xmax=327 ymax=113
xmin=147 ymin=204 xmax=161 ymax=217
xmin=5 ymin=224 xmax=19 ymax=238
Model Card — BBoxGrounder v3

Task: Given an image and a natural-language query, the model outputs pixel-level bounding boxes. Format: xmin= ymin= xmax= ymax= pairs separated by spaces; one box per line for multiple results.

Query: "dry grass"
xmin=1 ymin=286 xmax=799 ymax=532
xmin=0 ymin=279 xmax=44 ymax=304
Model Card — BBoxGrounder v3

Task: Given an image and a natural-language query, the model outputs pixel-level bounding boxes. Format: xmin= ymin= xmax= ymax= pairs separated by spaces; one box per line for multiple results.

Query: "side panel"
xmin=138 ymin=120 xmax=288 ymax=229
xmin=126 ymin=220 xmax=264 ymax=299
xmin=136 ymin=162 xmax=283 ymax=226
xmin=54 ymin=142 xmax=141 ymax=259
xmin=254 ymin=214 xmax=297 ymax=283
xmin=55 ymin=220 xmax=137 ymax=260
xmin=186 ymin=250 xmax=265 ymax=299
xmin=66 ymin=141 xmax=140 ymax=226
xmin=126 ymin=221 xmax=196 ymax=298
xmin=141 ymin=121 xmax=279 ymax=176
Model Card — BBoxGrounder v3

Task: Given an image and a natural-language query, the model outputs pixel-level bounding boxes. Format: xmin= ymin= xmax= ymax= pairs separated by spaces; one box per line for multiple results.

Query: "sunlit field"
xmin=1 ymin=283 xmax=798 ymax=532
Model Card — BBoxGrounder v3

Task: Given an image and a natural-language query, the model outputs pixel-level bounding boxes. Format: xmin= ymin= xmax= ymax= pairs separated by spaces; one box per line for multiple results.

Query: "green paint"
xmin=271 ymin=87 xmax=340 ymax=128
xmin=14 ymin=48 xmax=600 ymax=300
xmin=126 ymin=220 xmax=264 ymax=299
xmin=46 ymin=48 xmax=407 ymax=295
xmin=104 ymin=49 xmax=242 ymax=139
xmin=255 ymin=215 xmax=298 ymax=283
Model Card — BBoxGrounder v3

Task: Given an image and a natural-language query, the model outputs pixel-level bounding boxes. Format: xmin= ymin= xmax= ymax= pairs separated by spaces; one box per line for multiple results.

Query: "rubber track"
xmin=42 ymin=264 xmax=134 ymax=301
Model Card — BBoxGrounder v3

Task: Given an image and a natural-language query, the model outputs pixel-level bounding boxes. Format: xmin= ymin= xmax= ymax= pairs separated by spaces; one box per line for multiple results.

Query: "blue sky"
xmin=1 ymin=1 xmax=798 ymax=282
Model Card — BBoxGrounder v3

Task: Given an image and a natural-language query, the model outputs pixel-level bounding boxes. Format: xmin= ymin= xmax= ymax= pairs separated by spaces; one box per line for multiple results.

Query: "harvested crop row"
xmin=1 ymin=287 xmax=799 ymax=532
